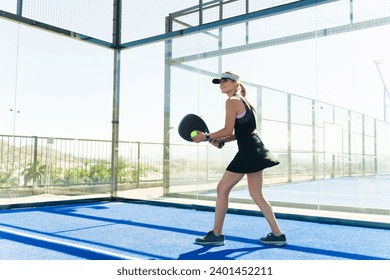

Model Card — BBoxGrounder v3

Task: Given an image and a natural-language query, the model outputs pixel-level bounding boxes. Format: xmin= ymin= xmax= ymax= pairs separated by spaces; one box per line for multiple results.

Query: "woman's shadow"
xmin=177 ymin=245 xmax=270 ymax=260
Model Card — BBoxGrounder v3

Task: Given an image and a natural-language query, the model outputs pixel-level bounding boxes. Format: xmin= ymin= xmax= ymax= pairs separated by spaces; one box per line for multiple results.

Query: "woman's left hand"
xmin=191 ymin=131 xmax=206 ymax=143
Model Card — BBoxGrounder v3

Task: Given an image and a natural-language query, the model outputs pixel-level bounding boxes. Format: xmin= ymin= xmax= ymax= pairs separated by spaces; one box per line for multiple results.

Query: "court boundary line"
xmin=0 ymin=225 xmax=140 ymax=260
xmin=1 ymin=196 xmax=389 ymax=230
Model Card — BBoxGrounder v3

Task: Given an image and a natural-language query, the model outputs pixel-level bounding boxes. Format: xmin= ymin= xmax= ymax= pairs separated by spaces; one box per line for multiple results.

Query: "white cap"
xmin=212 ymin=72 xmax=240 ymax=84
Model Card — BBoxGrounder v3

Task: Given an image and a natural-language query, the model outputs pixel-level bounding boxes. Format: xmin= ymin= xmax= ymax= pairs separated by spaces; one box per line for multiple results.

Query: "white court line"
xmin=0 ymin=226 xmax=141 ymax=260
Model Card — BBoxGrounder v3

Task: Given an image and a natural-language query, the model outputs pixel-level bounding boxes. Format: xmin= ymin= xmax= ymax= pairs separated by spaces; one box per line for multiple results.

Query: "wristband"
xmin=205 ymin=133 xmax=211 ymax=141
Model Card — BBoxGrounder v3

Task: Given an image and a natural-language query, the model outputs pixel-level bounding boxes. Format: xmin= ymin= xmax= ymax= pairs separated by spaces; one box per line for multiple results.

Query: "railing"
xmin=0 ymin=135 xmax=162 ymax=189
xmin=0 ymin=134 xmax=384 ymax=193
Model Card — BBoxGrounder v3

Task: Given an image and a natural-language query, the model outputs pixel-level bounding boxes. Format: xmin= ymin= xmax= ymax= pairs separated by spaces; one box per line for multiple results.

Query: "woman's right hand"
xmin=211 ymin=139 xmax=225 ymax=149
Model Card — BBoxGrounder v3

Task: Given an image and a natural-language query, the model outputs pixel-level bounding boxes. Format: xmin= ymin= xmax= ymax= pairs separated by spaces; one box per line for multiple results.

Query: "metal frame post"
xmin=256 ymin=86 xmax=263 ymax=134
xmin=163 ymin=15 xmax=173 ymax=195
xmin=373 ymin=60 xmax=389 ymax=123
xmin=374 ymin=119 xmax=378 ymax=174
xmin=111 ymin=0 xmax=122 ymax=197
xmin=312 ymin=100 xmax=317 ymax=180
xmin=218 ymin=0 xmax=223 ymax=73
xmin=17 ymin=0 xmax=23 ymax=16
xmin=362 ymin=114 xmax=366 ymax=176
xmin=348 ymin=110 xmax=352 ymax=176
xmin=287 ymin=94 xmax=292 ymax=183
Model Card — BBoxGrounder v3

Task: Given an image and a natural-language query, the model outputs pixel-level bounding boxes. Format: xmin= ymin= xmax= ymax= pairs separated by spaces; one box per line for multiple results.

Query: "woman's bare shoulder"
xmin=226 ymin=96 xmax=245 ymax=111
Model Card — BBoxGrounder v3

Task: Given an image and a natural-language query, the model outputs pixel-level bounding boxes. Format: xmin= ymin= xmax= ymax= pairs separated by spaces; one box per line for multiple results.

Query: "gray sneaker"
xmin=195 ymin=231 xmax=225 ymax=246
xmin=260 ymin=233 xmax=287 ymax=246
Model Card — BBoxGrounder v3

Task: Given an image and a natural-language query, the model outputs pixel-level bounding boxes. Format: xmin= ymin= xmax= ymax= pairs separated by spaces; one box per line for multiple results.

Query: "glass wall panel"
xmin=291 ymin=96 xmax=313 ymax=125
xmin=262 ymin=89 xmax=288 ymax=122
xmin=0 ymin=17 xmax=113 ymax=205
xmin=261 ymin=120 xmax=288 ymax=151
xmin=291 ymin=124 xmax=312 ymax=152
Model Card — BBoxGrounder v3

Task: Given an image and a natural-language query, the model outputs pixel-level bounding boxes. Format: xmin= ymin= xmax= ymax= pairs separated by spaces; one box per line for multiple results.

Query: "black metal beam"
xmin=0 ymin=9 xmax=112 ymax=49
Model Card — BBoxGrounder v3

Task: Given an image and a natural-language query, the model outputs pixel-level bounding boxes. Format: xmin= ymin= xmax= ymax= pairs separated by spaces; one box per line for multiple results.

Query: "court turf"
xmin=1 ymin=201 xmax=389 ymax=260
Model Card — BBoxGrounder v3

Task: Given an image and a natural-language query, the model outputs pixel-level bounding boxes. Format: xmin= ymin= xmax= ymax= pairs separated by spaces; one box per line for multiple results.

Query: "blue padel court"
xmin=1 ymin=200 xmax=389 ymax=260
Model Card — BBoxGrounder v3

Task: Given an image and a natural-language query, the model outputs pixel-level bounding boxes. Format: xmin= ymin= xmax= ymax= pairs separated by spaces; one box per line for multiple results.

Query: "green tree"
xmin=117 ymin=157 xmax=132 ymax=183
xmin=89 ymin=164 xmax=111 ymax=184
xmin=0 ymin=171 xmax=17 ymax=187
xmin=64 ymin=167 xmax=89 ymax=185
xmin=22 ymin=161 xmax=44 ymax=187
xmin=48 ymin=166 xmax=64 ymax=185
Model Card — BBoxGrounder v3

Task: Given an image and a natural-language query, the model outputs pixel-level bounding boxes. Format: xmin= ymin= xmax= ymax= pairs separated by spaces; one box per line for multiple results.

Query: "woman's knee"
xmin=249 ymin=188 xmax=264 ymax=201
xmin=217 ymin=182 xmax=232 ymax=197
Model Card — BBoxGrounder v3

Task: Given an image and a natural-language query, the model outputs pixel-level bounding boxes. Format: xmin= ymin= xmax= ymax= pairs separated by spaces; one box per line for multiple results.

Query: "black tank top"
xmin=233 ymin=94 xmax=256 ymax=142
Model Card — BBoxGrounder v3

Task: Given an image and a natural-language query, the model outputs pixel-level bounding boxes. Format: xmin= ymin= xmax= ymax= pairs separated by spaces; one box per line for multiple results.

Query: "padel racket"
xmin=178 ymin=114 xmax=210 ymax=142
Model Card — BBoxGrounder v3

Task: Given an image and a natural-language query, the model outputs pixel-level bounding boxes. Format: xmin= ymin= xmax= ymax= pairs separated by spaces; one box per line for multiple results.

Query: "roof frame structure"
xmin=2 ymin=0 xmax=390 ymax=61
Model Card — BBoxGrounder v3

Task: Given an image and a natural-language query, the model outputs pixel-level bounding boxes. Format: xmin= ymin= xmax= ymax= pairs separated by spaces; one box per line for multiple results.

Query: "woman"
xmin=192 ymin=71 xmax=286 ymax=246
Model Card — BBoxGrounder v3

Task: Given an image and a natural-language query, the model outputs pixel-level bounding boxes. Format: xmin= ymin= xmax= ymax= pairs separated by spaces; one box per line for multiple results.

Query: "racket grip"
xmin=218 ymin=140 xmax=225 ymax=148
xmin=211 ymin=139 xmax=224 ymax=148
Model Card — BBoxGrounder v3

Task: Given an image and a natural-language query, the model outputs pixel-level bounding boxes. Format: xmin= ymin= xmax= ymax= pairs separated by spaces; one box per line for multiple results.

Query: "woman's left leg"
xmin=213 ymin=171 xmax=245 ymax=235
xmin=195 ymin=171 xmax=243 ymax=245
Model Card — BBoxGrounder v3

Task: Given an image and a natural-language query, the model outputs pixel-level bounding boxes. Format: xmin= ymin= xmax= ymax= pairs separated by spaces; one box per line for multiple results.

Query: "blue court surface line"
xmin=0 ymin=201 xmax=389 ymax=260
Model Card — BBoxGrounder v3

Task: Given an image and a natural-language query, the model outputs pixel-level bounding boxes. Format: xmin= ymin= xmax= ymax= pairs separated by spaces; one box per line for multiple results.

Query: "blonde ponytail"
xmin=240 ymin=83 xmax=247 ymax=97
xmin=238 ymin=83 xmax=255 ymax=111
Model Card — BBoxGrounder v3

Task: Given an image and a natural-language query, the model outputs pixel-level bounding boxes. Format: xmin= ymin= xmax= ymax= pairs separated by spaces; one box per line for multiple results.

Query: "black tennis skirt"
xmin=226 ymin=133 xmax=280 ymax=173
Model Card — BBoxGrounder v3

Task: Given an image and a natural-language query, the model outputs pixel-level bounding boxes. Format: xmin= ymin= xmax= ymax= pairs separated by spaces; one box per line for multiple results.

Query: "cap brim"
xmin=212 ymin=78 xmax=221 ymax=84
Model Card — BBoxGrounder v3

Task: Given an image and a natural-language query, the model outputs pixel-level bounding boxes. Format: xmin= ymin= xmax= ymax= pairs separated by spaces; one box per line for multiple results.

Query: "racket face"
xmin=178 ymin=114 xmax=209 ymax=142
